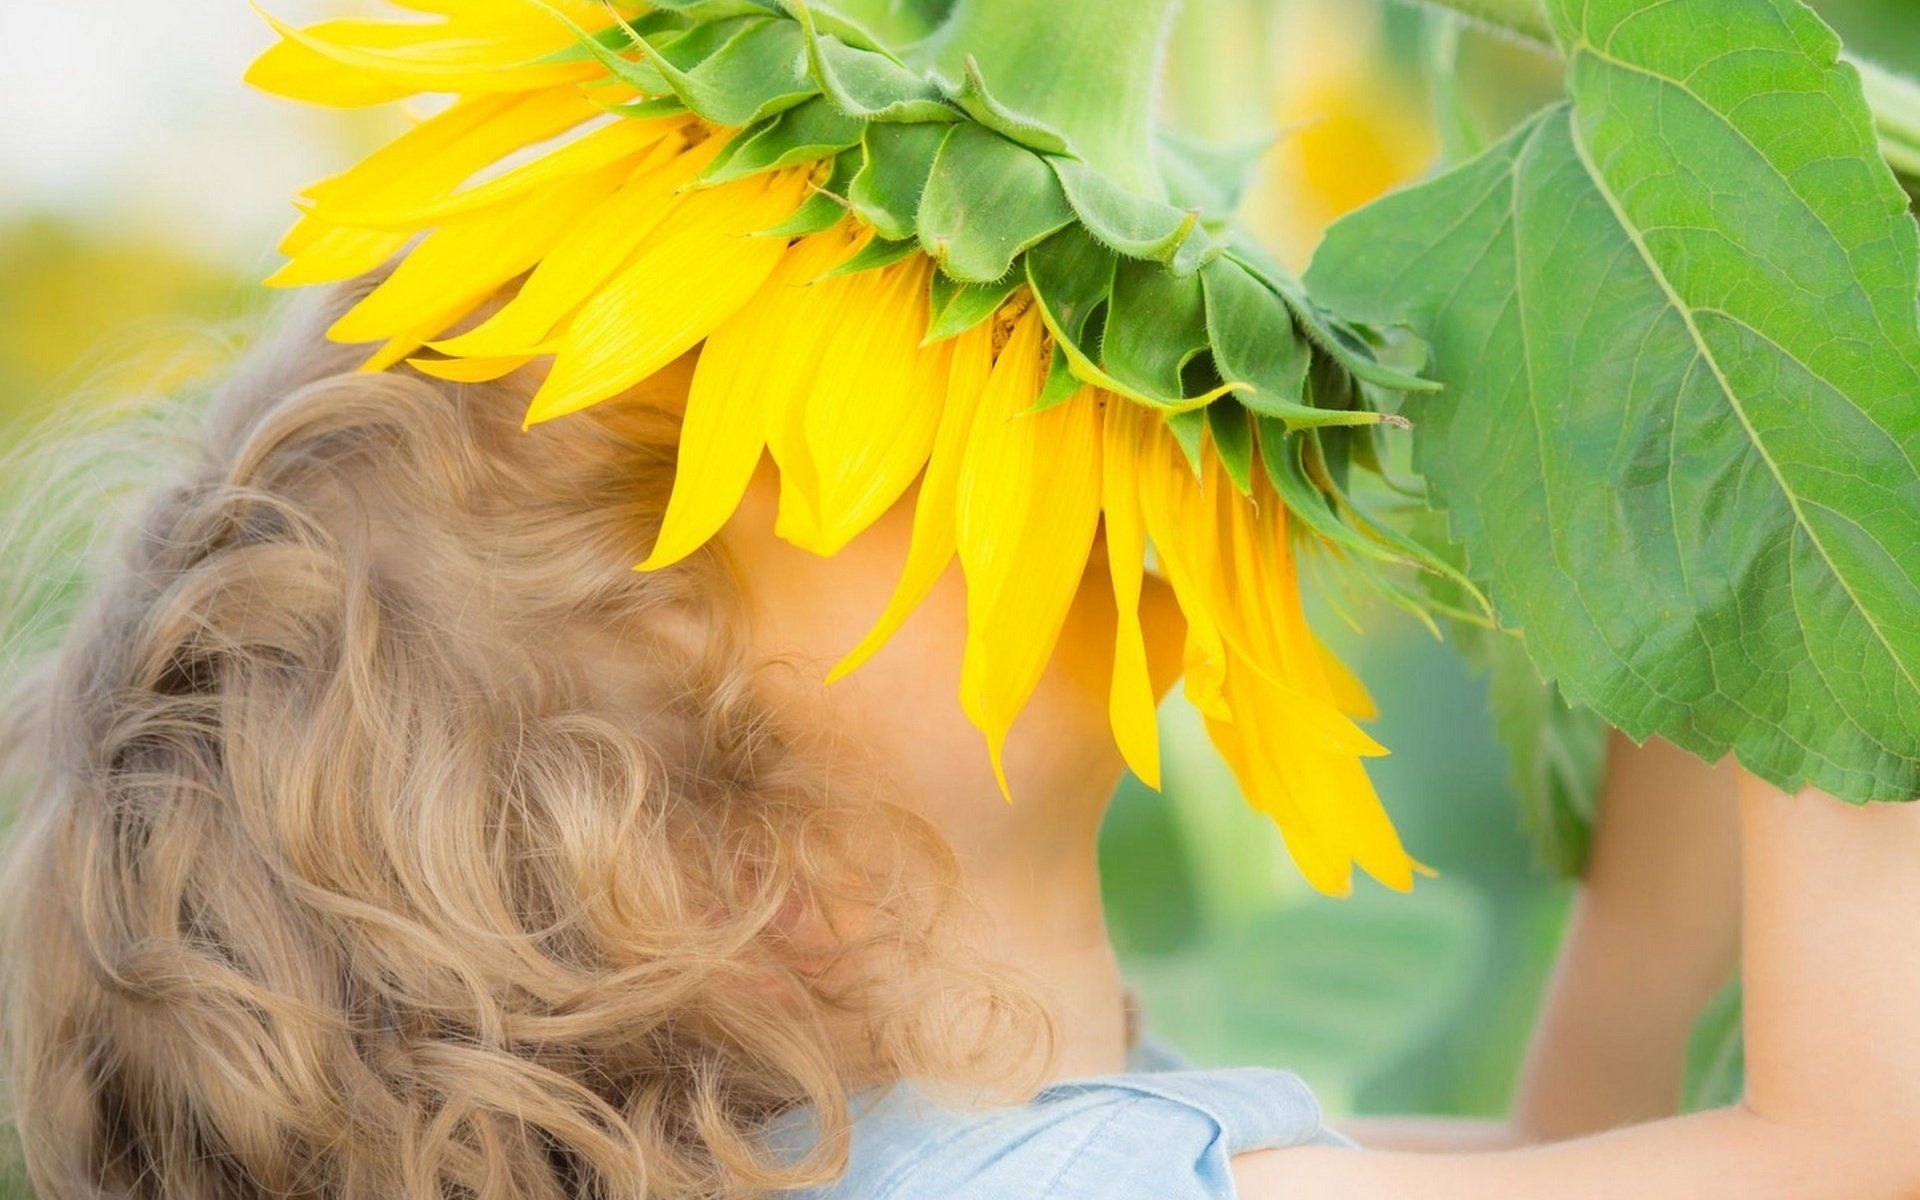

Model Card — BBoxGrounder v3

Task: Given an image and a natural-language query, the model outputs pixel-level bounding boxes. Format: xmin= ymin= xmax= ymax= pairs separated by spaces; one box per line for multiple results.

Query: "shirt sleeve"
xmin=862 ymin=1068 xmax=1337 ymax=1200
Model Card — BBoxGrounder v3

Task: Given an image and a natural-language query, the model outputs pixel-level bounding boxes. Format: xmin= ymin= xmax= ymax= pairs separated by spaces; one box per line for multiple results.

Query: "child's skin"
xmin=722 ymin=463 xmax=1920 ymax=1199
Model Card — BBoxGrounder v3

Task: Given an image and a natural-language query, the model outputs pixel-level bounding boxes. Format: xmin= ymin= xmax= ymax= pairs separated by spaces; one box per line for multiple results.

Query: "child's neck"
xmin=946 ymin=780 xmax=1130 ymax=1083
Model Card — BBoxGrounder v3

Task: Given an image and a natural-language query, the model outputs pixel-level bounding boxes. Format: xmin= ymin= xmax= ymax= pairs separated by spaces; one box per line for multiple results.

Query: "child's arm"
xmin=1345 ymin=732 xmax=1742 ymax=1151
xmin=1508 ymin=733 xmax=1742 ymax=1138
xmin=1236 ymin=771 xmax=1920 ymax=1199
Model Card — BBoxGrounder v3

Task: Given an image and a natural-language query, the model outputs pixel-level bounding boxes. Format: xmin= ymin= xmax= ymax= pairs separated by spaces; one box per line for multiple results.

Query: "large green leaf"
xmin=1309 ymin=0 xmax=1920 ymax=802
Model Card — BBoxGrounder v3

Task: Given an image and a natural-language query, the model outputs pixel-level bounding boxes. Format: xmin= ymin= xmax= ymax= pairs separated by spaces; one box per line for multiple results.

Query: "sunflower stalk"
xmin=1410 ymin=0 xmax=1920 ymax=187
xmin=925 ymin=0 xmax=1180 ymax=194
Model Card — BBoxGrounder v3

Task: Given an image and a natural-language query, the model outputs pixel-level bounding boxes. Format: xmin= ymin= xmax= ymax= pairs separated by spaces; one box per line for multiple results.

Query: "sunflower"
xmin=248 ymin=0 xmax=1451 ymax=896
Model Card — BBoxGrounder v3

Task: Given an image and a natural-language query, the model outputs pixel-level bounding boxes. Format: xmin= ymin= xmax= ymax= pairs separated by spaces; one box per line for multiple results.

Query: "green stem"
xmin=1166 ymin=0 xmax=1279 ymax=142
xmin=1858 ymin=57 xmax=1920 ymax=180
xmin=814 ymin=0 xmax=952 ymax=47
xmin=1410 ymin=0 xmax=1920 ymax=185
xmin=924 ymin=0 xmax=1180 ymax=192
xmin=1412 ymin=0 xmax=1552 ymax=44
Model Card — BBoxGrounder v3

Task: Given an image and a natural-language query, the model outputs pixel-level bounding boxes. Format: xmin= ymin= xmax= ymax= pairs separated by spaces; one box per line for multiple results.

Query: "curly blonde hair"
xmin=0 ymin=286 xmax=1047 ymax=1199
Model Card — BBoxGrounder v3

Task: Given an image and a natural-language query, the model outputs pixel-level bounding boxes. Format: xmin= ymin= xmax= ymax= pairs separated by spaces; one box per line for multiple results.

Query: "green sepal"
xmin=1027 ymin=227 xmax=1173 ymax=407
xmin=545 ymin=9 xmax=755 ymax=98
xmin=1259 ymin=420 xmax=1414 ymax=570
xmin=792 ymin=5 xmax=957 ymax=122
xmin=1285 ymin=409 xmax=1490 ymax=621
xmin=1165 ymin=408 xmax=1208 ymax=475
xmin=1052 ymin=156 xmax=1212 ymax=274
xmin=1348 ymin=502 xmax=1493 ymax=624
xmin=583 ymin=0 xmax=1427 ymax=448
xmin=951 ymin=57 xmax=1073 ymax=155
xmin=759 ymin=190 xmax=848 ymax=236
xmin=601 ymin=95 xmax=694 ymax=121
xmin=768 ymin=0 xmax=907 ymax=54
xmin=1306 ymin=377 xmax=1354 ymax=493
xmin=919 ymin=124 xmax=1075 ymax=282
xmin=1233 ymin=229 xmax=1434 ymax=409
xmin=822 ymin=236 xmax=920 ymax=276
xmin=925 ymin=270 xmax=1019 ymax=342
xmin=700 ymin=96 xmax=866 ymax=184
xmin=1157 ymin=127 xmax=1272 ymax=220
xmin=1101 ymin=257 xmax=1212 ymax=404
xmin=1024 ymin=226 xmax=1111 ymax=347
xmin=631 ymin=16 xmax=820 ymax=127
xmin=1033 ymin=343 xmax=1083 ymax=412
xmin=1260 ymin=266 xmax=1440 ymax=395
xmin=1257 ymin=426 xmax=1463 ymax=636
xmin=756 ymin=153 xmax=857 ymax=236
xmin=848 ymin=122 xmax=945 ymax=240
xmin=628 ymin=15 xmax=757 ymax=91
xmin=1202 ymin=258 xmax=1378 ymax=428
xmin=1321 ymin=545 xmax=1454 ymax=640
xmin=1341 ymin=415 xmax=1395 ymax=484
xmin=538 ymin=18 xmax=677 ymax=65
xmin=1207 ymin=401 xmax=1257 ymax=494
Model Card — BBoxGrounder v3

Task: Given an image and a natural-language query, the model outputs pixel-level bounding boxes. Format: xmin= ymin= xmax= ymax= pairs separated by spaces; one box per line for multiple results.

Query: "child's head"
xmin=0 ymin=285 xmax=1054 ymax=1199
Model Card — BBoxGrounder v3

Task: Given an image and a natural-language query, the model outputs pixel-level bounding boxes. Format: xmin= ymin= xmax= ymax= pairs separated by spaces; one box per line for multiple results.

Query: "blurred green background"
xmin=1 ymin=1 xmax=1916 ymax=1157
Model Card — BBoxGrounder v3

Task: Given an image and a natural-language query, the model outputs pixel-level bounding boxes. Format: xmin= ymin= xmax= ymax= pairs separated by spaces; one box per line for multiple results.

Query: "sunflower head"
xmin=249 ymin=0 xmax=1480 ymax=896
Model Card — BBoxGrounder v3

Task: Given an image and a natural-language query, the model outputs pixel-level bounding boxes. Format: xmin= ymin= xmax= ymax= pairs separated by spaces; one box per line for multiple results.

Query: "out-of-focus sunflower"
xmin=1260 ymin=0 xmax=1440 ymax=266
xmin=0 ymin=219 xmax=241 ymax=432
xmin=248 ymin=0 xmax=1474 ymax=895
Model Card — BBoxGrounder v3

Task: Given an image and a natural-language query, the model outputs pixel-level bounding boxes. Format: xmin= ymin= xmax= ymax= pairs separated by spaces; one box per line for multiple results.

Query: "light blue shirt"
xmin=773 ymin=1042 xmax=1344 ymax=1199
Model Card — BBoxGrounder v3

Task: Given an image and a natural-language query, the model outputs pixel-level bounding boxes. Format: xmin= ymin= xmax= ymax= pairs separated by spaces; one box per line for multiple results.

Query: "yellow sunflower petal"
xmin=755 ymin=231 xmax=877 ymax=549
xmin=1237 ymin=687 xmax=1415 ymax=895
xmin=247 ymin=7 xmax=600 ymax=102
xmin=523 ymin=171 xmax=810 ymax=427
xmin=1209 ymin=711 xmax=1356 ymax=896
xmin=356 ymin=285 xmax=532 ymax=375
xmin=299 ymin=89 xmax=596 ymax=215
xmin=305 ymin=117 xmax=673 ymax=230
xmin=1213 ymin=460 xmax=1383 ymax=758
xmin=431 ymin=132 xmax=721 ymax=360
xmin=327 ymin=163 xmax=629 ymax=347
xmin=637 ymin=227 xmax=855 ymax=571
xmin=266 ymin=226 xmax=413 ymax=289
xmin=406 ymin=353 xmax=537 ymax=383
xmin=828 ymin=320 xmax=994 ymax=682
xmin=1100 ymin=398 xmax=1163 ymax=790
xmin=802 ymin=257 xmax=950 ymax=555
xmin=1134 ymin=422 xmax=1231 ymax=722
xmin=1316 ymin=634 xmax=1379 ymax=720
xmin=246 ymin=36 xmax=417 ymax=107
xmin=271 ymin=90 xmax=599 ymax=287
xmin=1185 ymin=456 xmax=1418 ymax=894
xmin=955 ymin=310 xmax=1104 ymax=798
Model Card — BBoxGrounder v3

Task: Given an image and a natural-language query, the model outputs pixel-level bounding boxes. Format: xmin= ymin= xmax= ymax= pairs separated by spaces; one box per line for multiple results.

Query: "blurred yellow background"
xmin=3 ymin=0 xmax=1916 ymax=1135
